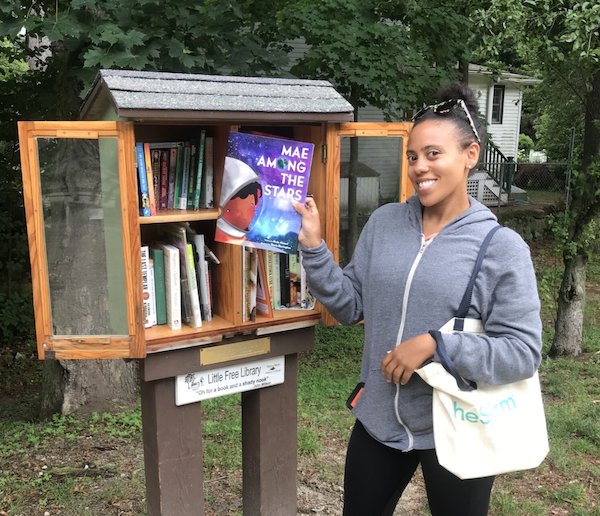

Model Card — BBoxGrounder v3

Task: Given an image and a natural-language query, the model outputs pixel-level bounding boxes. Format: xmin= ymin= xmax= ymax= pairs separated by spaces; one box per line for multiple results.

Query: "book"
xmin=200 ymin=136 xmax=214 ymax=209
xmin=289 ymin=252 xmax=298 ymax=307
xmin=178 ymin=142 xmax=191 ymax=210
xmin=186 ymin=229 xmax=212 ymax=322
xmin=214 ymin=131 xmax=314 ymax=254
xmin=174 ymin=143 xmax=185 ymax=209
xmin=256 ymin=250 xmax=273 ymax=317
xmin=159 ymin=149 xmax=169 ymax=210
xmin=135 ymin=143 xmax=151 ymax=217
xmin=149 ymin=147 xmax=162 ymax=212
xmin=163 ymin=224 xmax=202 ymax=329
xmin=242 ymin=247 xmax=257 ymax=322
xmin=279 ymin=253 xmax=290 ymax=308
xmin=186 ymin=140 xmax=197 ymax=210
xmin=168 ymin=146 xmax=178 ymax=209
xmin=141 ymin=245 xmax=156 ymax=327
xmin=272 ymin=251 xmax=281 ymax=309
xmin=150 ymin=246 xmax=167 ymax=325
xmin=159 ymin=243 xmax=181 ymax=330
xmin=262 ymin=250 xmax=274 ymax=310
xmin=193 ymin=131 xmax=206 ymax=210
xmin=143 ymin=143 xmax=157 ymax=216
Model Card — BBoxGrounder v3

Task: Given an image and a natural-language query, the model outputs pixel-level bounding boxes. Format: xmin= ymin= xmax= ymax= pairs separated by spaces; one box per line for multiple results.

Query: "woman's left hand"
xmin=381 ymin=334 xmax=436 ymax=385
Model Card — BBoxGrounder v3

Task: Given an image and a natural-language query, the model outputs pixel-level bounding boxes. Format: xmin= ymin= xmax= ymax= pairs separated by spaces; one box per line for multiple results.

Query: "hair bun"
xmin=436 ymin=80 xmax=479 ymax=114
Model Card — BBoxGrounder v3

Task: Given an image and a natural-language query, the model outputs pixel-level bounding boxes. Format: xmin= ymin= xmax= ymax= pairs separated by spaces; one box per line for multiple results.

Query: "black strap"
xmin=432 ymin=225 xmax=502 ymax=391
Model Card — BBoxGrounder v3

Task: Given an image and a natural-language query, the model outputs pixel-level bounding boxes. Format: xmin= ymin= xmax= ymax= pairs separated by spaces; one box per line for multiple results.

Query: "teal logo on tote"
xmin=453 ymin=396 xmax=517 ymax=425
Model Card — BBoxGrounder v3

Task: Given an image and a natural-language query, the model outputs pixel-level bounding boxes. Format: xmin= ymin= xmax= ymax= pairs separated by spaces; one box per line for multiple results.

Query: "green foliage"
xmin=518 ymin=134 xmax=534 ymax=154
xmin=279 ymin=0 xmax=472 ymax=118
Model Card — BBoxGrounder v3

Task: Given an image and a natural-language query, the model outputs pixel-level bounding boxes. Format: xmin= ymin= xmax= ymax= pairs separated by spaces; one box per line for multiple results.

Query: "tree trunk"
xmin=550 ymin=251 xmax=587 ymax=357
xmin=550 ymin=69 xmax=600 ymax=357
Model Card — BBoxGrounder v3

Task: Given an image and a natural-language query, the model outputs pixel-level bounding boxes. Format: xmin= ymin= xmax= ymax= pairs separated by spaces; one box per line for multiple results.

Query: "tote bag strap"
xmin=455 ymin=224 xmax=503 ymax=319
xmin=429 ymin=224 xmax=503 ymax=392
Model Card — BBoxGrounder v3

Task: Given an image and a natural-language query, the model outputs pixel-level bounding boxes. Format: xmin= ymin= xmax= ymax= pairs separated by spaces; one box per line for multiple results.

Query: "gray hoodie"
xmin=301 ymin=196 xmax=542 ymax=451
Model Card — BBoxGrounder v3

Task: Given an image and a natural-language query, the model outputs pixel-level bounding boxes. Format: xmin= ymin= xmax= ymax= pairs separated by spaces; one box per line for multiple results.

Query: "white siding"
xmin=487 ymin=85 xmax=521 ymax=159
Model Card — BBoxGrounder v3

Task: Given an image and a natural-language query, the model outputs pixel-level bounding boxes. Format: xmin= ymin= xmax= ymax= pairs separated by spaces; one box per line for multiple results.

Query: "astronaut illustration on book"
xmin=215 ymin=156 xmax=263 ymax=243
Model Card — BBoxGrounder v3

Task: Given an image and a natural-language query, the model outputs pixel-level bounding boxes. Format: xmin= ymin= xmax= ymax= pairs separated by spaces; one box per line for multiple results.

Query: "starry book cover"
xmin=215 ymin=132 xmax=314 ymax=254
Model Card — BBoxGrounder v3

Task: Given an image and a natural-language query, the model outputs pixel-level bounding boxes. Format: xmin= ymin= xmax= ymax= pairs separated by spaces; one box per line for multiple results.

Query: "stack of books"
xmin=141 ymin=223 xmax=219 ymax=330
xmin=135 ymin=132 xmax=214 ymax=216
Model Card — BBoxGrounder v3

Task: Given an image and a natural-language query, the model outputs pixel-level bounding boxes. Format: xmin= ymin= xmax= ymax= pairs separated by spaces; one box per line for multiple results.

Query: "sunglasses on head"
xmin=411 ymin=99 xmax=481 ymax=144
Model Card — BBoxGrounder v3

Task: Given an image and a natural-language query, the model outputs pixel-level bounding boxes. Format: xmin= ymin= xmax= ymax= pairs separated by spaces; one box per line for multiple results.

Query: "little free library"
xmin=18 ymin=69 xmax=412 ymax=516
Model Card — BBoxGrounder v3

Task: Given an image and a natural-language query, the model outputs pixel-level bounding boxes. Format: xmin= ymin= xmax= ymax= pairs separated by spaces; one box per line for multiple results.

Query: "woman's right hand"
xmin=292 ymin=197 xmax=322 ymax=248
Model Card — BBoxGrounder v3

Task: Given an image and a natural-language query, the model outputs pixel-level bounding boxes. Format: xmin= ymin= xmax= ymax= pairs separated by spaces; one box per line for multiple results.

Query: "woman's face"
xmin=406 ymin=119 xmax=479 ymax=212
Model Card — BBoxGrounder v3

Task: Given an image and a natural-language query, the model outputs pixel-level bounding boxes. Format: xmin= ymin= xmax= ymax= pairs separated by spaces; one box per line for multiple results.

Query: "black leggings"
xmin=343 ymin=421 xmax=495 ymax=516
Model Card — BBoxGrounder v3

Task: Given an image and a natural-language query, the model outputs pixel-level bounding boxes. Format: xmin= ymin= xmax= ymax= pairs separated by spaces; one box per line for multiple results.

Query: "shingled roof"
xmin=80 ymin=69 xmax=354 ymax=122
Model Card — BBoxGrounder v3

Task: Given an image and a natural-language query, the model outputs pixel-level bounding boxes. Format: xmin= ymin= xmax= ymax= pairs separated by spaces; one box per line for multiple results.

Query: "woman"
xmin=292 ymin=81 xmax=542 ymax=516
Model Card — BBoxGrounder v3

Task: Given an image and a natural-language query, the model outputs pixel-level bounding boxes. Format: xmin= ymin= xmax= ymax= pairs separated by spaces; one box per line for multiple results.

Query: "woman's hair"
xmin=414 ymin=80 xmax=486 ymax=154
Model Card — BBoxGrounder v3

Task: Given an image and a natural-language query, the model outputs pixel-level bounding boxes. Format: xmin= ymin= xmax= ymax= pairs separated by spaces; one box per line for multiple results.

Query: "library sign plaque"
xmin=175 ymin=355 xmax=285 ymax=406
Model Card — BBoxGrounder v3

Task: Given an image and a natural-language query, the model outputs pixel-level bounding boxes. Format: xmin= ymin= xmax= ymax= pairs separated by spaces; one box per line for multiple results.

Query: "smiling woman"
xmin=293 ymin=81 xmax=543 ymax=516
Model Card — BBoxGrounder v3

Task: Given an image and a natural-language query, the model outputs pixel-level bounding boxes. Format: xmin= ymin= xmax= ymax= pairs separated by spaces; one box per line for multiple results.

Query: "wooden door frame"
xmin=321 ymin=122 xmax=413 ymax=325
xmin=18 ymin=121 xmax=145 ymax=359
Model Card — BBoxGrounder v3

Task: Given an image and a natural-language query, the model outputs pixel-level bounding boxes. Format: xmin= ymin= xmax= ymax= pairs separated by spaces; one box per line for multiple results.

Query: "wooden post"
xmin=141 ymin=376 xmax=205 ymax=516
xmin=242 ymin=354 xmax=299 ymax=516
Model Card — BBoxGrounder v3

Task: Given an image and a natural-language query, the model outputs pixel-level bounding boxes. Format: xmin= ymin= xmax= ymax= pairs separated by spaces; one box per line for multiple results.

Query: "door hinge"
xmin=322 ymin=144 xmax=328 ymax=164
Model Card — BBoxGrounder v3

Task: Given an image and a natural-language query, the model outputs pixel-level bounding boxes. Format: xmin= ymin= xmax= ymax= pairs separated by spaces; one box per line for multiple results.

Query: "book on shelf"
xmin=163 ymin=223 xmax=202 ymax=329
xmin=215 ymin=131 xmax=314 ymax=254
xmin=186 ymin=140 xmax=198 ymax=210
xmin=193 ymin=131 xmax=206 ymax=210
xmin=167 ymin=145 xmax=179 ymax=209
xmin=256 ymin=250 xmax=273 ymax=318
xmin=135 ymin=143 xmax=151 ymax=217
xmin=272 ymin=251 xmax=281 ymax=309
xmin=185 ymin=228 xmax=213 ymax=322
xmin=279 ymin=253 xmax=290 ymax=308
xmin=289 ymin=253 xmax=298 ymax=308
xmin=150 ymin=246 xmax=167 ymax=325
xmin=242 ymin=247 xmax=258 ymax=322
xmin=141 ymin=245 xmax=156 ymax=327
xmin=199 ymin=136 xmax=214 ymax=209
xmin=143 ymin=143 xmax=157 ymax=216
xmin=262 ymin=249 xmax=274 ymax=310
xmin=158 ymin=149 xmax=169 ymax=210
xmin=178 ymin=142 xmax=192 ymax=210
xmin=173 ymin=143 xmax=185 ymax=211
xmin=158 ymin=243 xmax=181 ymax=330
xmin=149 ymin=147 xmax=162 ymax=213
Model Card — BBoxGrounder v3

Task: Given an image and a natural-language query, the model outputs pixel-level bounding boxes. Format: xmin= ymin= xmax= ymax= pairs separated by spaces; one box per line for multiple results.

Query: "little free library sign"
xmin=176 ymin=355 xmax=285 ymax=405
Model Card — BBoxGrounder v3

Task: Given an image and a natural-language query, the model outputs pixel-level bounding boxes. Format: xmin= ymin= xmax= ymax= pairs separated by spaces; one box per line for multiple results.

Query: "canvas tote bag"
xmin=416 ymin=226 xmax=549 ymax=480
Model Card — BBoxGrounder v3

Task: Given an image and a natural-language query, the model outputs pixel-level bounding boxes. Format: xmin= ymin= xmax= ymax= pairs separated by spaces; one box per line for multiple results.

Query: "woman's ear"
xmin=466 ymin=142 xmax=480 ymax=168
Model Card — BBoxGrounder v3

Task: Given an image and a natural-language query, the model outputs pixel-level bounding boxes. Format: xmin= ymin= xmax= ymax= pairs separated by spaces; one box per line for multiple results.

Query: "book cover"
xmin=158 ymin=243 xmax=181 ymax=330
xmin=215 ymin=131 xmax=314 ymax=254
xmin=150 ymin=246 xmax=167 ymax=325
xmin=135 ymin=143 xmax=151 ymax=217
xmin=256 ymin=250 xmax=273 ymax=318
xmin=200 ymin=136 xmax=214 ymax=209
xmin=193 ymin=131 xmax=206 ymax=210
xmin=143 ymin=143 xmax=157 ymax=216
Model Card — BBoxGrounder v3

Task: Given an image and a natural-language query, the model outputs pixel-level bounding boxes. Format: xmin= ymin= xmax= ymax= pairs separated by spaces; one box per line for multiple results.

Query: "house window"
xmin=491 ymin=85 xmax=505 ymax=124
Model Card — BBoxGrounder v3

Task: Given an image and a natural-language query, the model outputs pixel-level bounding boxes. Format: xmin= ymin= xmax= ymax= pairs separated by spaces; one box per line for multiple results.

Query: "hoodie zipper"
xmin=393 ymin=234 xmax=434 ymax=451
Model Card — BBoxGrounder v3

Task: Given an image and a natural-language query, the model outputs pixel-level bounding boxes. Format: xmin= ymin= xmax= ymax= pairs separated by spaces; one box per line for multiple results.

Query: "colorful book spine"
xmin=149 ymin=148 xmax=161 ymax=212
xmin=141 ymin=246 xmax=155 ymax=327
xmin=249 ymin=248 xmax=257 ymax=322
xmin=200 ymin=137 xmax=214 ymax=208
xmin=263 ymin=250 xmax=274 ymax=310
xmin=174 ymin=143 xmax=185 ymax=209
xmin=178 ymin=142 xmax=191 ymax=210
xmin=193 ymin=131 xmax=206 ymax=210
xmin=167 ymin=147 xmax=178 ymax=210
xmin=159 ymin=150 xmax=169 ymax=210
xmin=150 ymin=247 xmax=167 ymax=325
xmin=187 ymin=140 xmax=197 ymax=210
xmin=143 ymin=143 xmax=157 ymax=216
xmin=135 ymin=143 xmax=151 ymax=217
xmin=159 ymin=243 xmax=181 ymax=330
